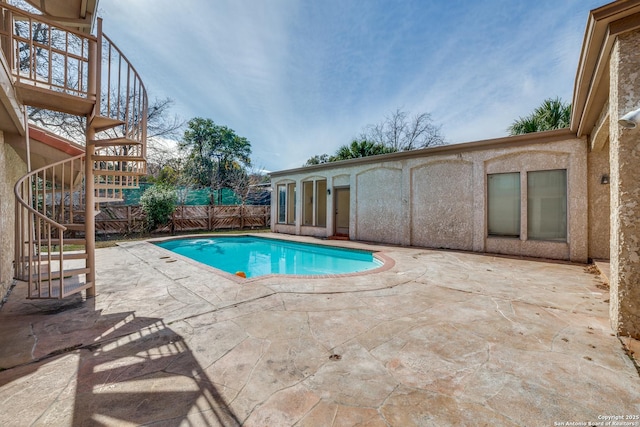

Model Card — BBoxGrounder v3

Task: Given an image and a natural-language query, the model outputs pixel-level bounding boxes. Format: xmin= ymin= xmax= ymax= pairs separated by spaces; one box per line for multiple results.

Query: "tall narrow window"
xmin=488 ymin=172 xmax=520 ymax=237
xmin=303 ymin=181 xmax=313 ymax=225
xmin=287 ymin=183 xmax=296 ymax=224
xmin=277 ymin=184 xmax=286 ymax=223
xmin=316 ymin=179 xmax=327 ymax=227
xmin=527 ymin=169 xmax=567 ymax=241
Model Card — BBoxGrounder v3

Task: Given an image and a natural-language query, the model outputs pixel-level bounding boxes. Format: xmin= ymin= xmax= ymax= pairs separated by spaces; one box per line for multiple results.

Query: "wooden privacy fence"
xmin=93 ymin=205 xmax=270 ymax=235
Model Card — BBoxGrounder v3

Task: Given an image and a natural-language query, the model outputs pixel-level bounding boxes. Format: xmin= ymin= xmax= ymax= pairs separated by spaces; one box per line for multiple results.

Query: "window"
xmin=303 ymin=181 xmax=313 ymax=225
xmin=277 ymin=184 xmax=286 ymax=223
xmin=277 ymin=182 xmax=296 ymax=224
xmin=287 ymin=183 xmax=296 ymax=224
xmin=487 ymin=169 xmax=568 ymax=242
xmin=302 ymin=179 xmax=327 ymax=227
xmin=315 ymin=180 xmax=327 ymax=227
xmin=488 ymin=172 xmax=520 ymax=237
xmin=527 ymin=169 xmax=567 ymax=241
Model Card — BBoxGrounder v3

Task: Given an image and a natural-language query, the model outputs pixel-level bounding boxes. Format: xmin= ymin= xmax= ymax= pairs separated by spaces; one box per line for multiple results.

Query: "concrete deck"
xmin=0 ymin=234 xmax=638 ymax=426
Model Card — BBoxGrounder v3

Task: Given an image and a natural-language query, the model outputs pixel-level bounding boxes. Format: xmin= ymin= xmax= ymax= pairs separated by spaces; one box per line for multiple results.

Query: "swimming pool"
xmin=155 ymin=236 xmax=383 ymax=278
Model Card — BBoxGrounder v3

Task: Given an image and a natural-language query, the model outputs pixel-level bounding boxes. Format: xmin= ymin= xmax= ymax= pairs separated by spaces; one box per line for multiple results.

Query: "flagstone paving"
xmin=0 ymin=233 xmax=638 ymax=426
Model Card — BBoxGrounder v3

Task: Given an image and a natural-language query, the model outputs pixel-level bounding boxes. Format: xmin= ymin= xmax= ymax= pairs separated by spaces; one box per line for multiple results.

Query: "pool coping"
xmin=143 ymin=233 xmax=396 ymax=285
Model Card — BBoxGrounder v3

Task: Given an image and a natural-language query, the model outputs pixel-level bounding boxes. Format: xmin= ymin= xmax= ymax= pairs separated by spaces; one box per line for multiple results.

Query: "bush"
xmin=140 ymin=184 xmax=177 ymax=231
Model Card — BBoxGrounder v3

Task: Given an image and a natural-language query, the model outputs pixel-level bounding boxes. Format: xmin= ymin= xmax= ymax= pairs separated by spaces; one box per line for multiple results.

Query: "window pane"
xmin=527 ymin=169 xmax=567 ymax=241
xmin=488 ymin=173 xmax=520 ymax=237
xmin=303 ymin=181 xmax=313 ymax=225
xmin=316 ymin=180 xmax=327 ymax=227
xmin=287 ymin=183 xmax=296 ymax=224
xmin=277 ymin=185 xmax=286 ymax=223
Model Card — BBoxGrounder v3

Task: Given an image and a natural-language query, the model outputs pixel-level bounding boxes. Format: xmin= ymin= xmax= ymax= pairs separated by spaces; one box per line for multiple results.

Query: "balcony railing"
xmin=0 ymin=3 xmax=96 ymax=113
xmin=0 ymin=3 xmax=148 ymax=147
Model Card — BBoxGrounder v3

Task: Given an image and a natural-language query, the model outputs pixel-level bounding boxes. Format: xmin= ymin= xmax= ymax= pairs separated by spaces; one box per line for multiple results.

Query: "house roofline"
xmin=28 ymin=125 xmax=85 ymax=156
xmin=271 ymin=128 xmax=577 ymax=177
xmin=571 ymin=0 xmax=640 ymax=137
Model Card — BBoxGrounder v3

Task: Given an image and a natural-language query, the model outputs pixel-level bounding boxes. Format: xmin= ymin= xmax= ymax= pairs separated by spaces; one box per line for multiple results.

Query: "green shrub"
xmin=140 ymin=184 xmax=177 ymax=231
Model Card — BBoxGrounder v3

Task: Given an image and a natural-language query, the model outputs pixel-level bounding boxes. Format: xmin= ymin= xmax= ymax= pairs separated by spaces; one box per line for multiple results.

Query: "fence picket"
xmin=89 ymin=205 xmax=270 ymax=235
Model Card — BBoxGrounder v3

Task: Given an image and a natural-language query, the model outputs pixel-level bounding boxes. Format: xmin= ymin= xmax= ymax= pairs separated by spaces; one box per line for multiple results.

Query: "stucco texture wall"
xmin=0 ymin=133 xmax=26 ymax=297
xmin=587 ymin=142 xmax=610 ymax=260
xmin=271 ymin=135 xmax=588 ymax=262
xmin=410 ymin=160 xmax=474 ymax=250
xmin=609 ymin=30 xmax=640 ymax=338
xmin=355 ymin=166 xmax=403 ymax=245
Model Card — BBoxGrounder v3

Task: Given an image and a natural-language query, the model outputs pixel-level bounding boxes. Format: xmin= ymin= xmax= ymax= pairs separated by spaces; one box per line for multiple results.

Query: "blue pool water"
xmin=155 ymin=236 xmax=382 ymax=278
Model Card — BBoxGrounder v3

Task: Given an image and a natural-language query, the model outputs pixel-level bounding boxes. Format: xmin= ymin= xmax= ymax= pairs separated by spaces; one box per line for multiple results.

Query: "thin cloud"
xmin=99 ymin=0 xmax=605 ymax=171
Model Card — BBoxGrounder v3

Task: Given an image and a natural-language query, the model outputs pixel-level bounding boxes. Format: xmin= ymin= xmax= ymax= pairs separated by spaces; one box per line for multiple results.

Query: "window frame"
xmin=486 ymin=168 xmax=568 ymax=243
xmin=301 ymin=178 xmax=327 ymax=227
xmin=526 ymin=169 xmax=567 ymax=242
xmin=276 ymin=182 xmax=296 ymax=225
xmin=487 ymin=172 xmax=521 ymax=238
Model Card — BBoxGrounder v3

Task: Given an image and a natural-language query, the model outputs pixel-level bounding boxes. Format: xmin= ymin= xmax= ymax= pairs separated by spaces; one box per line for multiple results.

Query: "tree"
xmin=362 ymin=108 xmax=444 ymax=151
xmin=28 ymin=97 xmax=184 ymax=154
xmin=304 ymin=154 xmax=330 ymax=166
xmin=331 ymin=139 xmax=396 ymax=161
xmin=226 ymin=165 xmax=270 ymax=206
xmin=303 ymin=108 xmax=443 ymax=166
xmin=508 ymin=97 xmax=571 ymax=135
xmin=16 ymin=8 xmax=185 ymax=153
xmin=179 ymin=118 xmax=252 ymax=204
xmin=148 ymin=153 xmax=197 ymax=206
xmin=140 ymin=184 xmax=176 ymax=231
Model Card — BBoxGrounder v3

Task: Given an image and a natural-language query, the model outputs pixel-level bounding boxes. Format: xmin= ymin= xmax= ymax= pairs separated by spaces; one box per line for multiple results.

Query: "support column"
xmin=609 ymin=30 xmax=640 ymax=338
xmin=85 ymin=126 xmax=96 ymax=298
xmin=85 ymin=27 xmax=98 ymax=299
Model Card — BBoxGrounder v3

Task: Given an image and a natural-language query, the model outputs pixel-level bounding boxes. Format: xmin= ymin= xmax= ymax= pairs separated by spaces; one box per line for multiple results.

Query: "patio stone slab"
xmin=0 ymin=233 xmax=638 ymax=426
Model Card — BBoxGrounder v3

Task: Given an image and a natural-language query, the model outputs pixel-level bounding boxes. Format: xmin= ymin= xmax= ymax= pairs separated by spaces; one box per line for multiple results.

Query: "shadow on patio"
xmin=0 ymin=292 xmax=240 ymax=426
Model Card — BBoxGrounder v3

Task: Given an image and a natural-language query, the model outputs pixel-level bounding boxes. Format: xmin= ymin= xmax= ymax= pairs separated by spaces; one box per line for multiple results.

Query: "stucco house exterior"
xmin=271 ymin=0 xmax=640 ymax=339
xmin=0 ymin=0 xmax=147 ymax=301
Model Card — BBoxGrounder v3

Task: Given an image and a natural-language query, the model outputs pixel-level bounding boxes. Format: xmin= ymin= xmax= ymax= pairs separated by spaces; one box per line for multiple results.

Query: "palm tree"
xmin=330 ymin=139 xmax=397 ymax=161
xmin=508 ymin=97 xmax=571 ymax=135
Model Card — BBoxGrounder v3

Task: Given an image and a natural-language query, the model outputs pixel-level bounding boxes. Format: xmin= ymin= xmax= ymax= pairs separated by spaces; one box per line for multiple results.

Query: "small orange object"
xmin=235 ymin=271 xmax=246 ymax=278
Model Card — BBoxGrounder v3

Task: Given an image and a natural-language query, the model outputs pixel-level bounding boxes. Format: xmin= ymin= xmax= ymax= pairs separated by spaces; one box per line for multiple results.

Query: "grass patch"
xmin=39 ymin=244 xmax=85 ymax=252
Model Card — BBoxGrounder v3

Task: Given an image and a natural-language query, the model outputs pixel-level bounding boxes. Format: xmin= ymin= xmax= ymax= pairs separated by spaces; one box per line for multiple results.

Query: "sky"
xmin=97 ymin=0 xmax=605 ymax=172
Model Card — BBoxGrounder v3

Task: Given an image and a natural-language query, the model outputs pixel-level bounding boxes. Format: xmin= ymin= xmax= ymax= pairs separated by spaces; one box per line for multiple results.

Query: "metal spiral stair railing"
xmin=14 ymin=154 xmax=91 ymax=298
xmin=9 ymin=6 xmax=147 ymax=299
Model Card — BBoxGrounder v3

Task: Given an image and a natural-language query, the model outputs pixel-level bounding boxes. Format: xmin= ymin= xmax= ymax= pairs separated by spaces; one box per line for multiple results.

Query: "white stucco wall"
xmin=410 ymin=160 xmax=474 ymax=250
xmin=355 ymin=166 xmax=403 ymax=244
xmin=272 ymin=134 xmax=589 ymax=262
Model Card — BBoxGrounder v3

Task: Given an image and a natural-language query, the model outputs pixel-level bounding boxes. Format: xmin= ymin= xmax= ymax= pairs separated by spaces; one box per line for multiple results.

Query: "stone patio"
xmin=0 ymin=234 xmax=638 ymax=426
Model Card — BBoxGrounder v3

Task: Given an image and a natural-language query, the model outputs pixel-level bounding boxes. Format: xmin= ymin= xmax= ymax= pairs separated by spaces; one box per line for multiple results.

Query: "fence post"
xmin=208 ymin=205 xmax=212 ymax=231
xmin=264 ymin=206 xmax=268 ymax=228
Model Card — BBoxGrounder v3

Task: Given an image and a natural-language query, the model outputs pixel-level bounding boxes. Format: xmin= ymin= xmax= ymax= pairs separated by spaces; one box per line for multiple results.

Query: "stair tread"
xmin=61 ymin=223 xmax=85 ymax=230
xmin=93 ymin=155 xmax=145 ymax=161
xmin=94 ymin=196 xmax=124 ymax=202
xmin=93 ymin=170 xmax=143 ymax=177
xmin=94 ymin=183 xmax=137 ymax=188
xmin=73 ymin=210 xmax=101 ymax=216
xmin=91 ymin=115 xmax=125 ymax=132
xmin=47 ymin=238 xmax=87 ymax=245
xmin=21 ymin=253 xmax=87 ymax=262
xmin=27 ymin=280 xmax=94 ymax=299
xmin=89 ymin=137 xmax=142 ymax=146
xmin=31 ymin=267 xmax=90 ymax=281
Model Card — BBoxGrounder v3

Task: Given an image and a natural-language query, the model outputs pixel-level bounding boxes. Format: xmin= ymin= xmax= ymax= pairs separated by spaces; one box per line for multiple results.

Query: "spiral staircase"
xmin=3 ymin=4 xmax=147 ymax=299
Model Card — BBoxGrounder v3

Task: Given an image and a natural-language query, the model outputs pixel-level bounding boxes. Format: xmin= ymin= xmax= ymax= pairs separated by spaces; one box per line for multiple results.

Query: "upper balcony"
xmin=0 ymin=2 xmax=147 ymax=146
